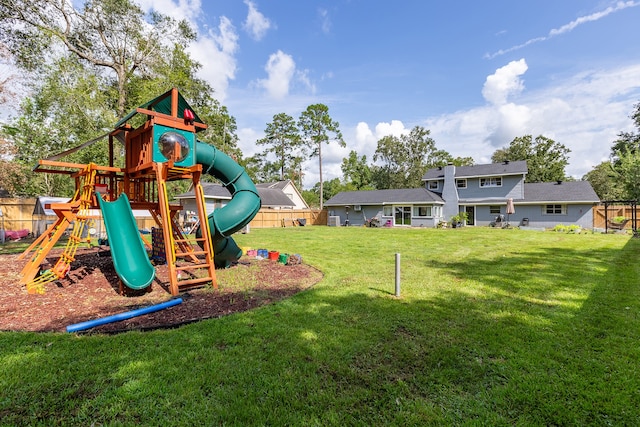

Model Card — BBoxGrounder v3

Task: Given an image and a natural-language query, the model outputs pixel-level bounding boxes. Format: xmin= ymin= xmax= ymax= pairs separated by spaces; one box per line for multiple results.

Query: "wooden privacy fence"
xmin=1 ymin=197 xmax=329 ymax=235
xmin=0 ymin=198 xmax=37 ymax=232
xmin=249 ymin=209 xmax=327 ymax=228
xmin=0 ymin=197 xmax=156 ymax=237
xmin=593 ymin=204 xmax=639 ymax=230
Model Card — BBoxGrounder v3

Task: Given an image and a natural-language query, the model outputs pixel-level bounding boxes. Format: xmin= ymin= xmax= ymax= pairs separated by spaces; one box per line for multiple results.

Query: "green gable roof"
xmin=114 ymin=88 xmax=204 ymax=129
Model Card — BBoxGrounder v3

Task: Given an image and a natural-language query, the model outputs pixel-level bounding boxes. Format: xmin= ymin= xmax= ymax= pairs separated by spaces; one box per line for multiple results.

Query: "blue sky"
xmin=143 ymin=1 xmax=639 ymax=188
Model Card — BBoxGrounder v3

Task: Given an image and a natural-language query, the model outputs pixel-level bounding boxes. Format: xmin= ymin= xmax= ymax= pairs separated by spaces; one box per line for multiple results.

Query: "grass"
xmin=1 ymin=226 xmax=639 ymax=425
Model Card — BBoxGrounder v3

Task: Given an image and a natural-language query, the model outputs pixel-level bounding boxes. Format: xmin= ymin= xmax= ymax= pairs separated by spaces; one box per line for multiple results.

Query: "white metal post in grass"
xmin=395 ymin=252 xmax=401 ymax=297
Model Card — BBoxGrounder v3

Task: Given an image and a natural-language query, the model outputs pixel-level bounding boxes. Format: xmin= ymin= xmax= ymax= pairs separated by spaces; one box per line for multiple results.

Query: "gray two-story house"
xmin=324 ymin=160 xmax=600 ymax=229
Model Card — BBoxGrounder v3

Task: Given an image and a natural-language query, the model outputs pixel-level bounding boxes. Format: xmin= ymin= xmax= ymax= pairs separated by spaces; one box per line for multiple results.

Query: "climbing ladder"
xmin=19 ymin=164 xmax=98 ymax=293
xmin=154 ymin=162 xmax=217 ymax=296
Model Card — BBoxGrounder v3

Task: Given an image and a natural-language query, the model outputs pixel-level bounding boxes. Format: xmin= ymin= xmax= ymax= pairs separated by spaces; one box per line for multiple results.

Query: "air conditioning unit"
xmin=353 ymin=205 xmax=362 ymax=211
xmin=328 ymin=216 xmax=340 ymax=226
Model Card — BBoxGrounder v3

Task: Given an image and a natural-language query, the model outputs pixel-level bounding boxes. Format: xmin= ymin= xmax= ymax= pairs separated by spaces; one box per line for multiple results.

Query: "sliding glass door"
xmin=394 ymin=206 xmax=411 ymax=226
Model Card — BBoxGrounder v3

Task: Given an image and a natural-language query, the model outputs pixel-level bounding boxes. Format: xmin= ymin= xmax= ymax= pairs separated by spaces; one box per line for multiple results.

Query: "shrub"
xmin=552 ymin=224 xmax=568 ymax=232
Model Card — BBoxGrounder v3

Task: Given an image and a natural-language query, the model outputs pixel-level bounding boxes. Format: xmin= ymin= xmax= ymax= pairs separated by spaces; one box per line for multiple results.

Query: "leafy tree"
xmin=372 ymin=126 xmax=447 ymax=189
xmin=614 ymin=148 xmax=640 ymax=201
xmin=0 ymin=0 xmax=196 ymax=117
xmin=582 ymin=102 xmax=640 ymax=201
xmin=611 ymin=102 xmax=640 ymax=160
xmin=603 ymin=102 xmax=640 ymax=200
xmin=298 ymin=104 xmax=344 ymax=209
xmin=583 ymin=161 xmax=624 ymax=201
xmin=301 ymin=189 xmax=320 ymax=209
xmin=0 ymin=42 xmax=15 ymax=105
xmin=0 ymin=127 xmax=32 ymax=196
xmin=309 ymin=177 xmax=348 ymax=207
xmin=341 ymin=150 xmax=373 ymax=190
xmin=1 ymin=0 xmax=239 ymax=196
xmin=491 ymin=135 xmax=570 ymax=183
xmin=257 ymin=113 xmax=304 ymax=181
xmin=241 ymin=154 xmax=282 ymax=183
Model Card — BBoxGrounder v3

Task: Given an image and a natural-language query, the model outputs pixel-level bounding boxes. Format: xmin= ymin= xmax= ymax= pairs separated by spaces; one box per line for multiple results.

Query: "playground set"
xmin=17 ymin=88 xmax=261 ymax=296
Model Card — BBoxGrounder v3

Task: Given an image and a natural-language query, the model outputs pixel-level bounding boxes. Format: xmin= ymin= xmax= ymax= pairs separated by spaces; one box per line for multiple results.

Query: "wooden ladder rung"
xmin=174 ymin=236 xmax=206 ymax=243
xmin=177 ymin=277 xmax=213 ymax=287
xmin=176 ymin=250 xmax=207 ymax=257
xmin=177 ymin=264 xmax=212 ymax=272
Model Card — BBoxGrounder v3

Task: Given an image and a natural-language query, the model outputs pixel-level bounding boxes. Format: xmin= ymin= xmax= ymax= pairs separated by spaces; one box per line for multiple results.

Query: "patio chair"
xmin=490 ymin=214 xmax=505 ymax=228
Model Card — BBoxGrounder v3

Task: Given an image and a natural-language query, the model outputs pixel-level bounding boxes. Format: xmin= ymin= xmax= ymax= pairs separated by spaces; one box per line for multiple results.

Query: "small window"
xmin=428 ymin=181 xmax=439 ymax=190
xmin=480 ymin=177 xmax=502 ymax=187
xmin=456 ymin=179 xmax=467 ymax=189
xmin=353 ymin=205 xmax=362 ymax=211
xmin=489 ymin=205 xmax=501 ymax=214
xmin=383 ymin=206 xmax=393 ymax=216
xmin=413 ymin=206 xmax=432 ymax=217
xmin=544 ymin=204 xmax=566 ymax=215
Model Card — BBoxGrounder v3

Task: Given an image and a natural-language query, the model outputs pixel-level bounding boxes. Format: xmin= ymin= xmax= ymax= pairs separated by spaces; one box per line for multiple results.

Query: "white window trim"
xmin=543 ymin=204 xmax=566 ymax=215
xmin=489 ymin=205 xmax=501 ymax=214
xmin=456 ymin=179 xmax=467 ymax=189
xmin=428 ymin=181 xmax=439 ymax=190
xmin=413 ymin=205 xmax=433 ymax=218
xmin=479 ymin=177 xmax=502 ymax=188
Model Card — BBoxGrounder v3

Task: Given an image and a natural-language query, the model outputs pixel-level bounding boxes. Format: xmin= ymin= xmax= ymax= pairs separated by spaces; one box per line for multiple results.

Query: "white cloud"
xmin=425 ymin=62 xmax=640 ymax=179
xmin=295 ymin=69 xmax=317 ymax=94
xmin=243 ymin=0 xmax=272 ymax=41
xmin=136 ymin=0 xmax=202 ymax=21
xmin=187 ymin=16 xmax=239 ymax=102
xmin=318 ymin=8 xmax=331 ymax=34
xmin=256 ymin=50 xmax=296 ymax=99
xmin=549 ymin=1 xmax=639 ymax=36
xmin=486 ymin=1 xmax=640 ymax=59
xmin=374 ymin=120 xmax=410 ymax=138
xmin=482 ymin=59 xmax=528 ymax=105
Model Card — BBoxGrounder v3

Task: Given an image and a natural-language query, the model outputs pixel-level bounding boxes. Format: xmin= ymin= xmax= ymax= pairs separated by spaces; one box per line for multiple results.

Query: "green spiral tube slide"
xmin=195 ymin=141 xmax=261 ymax=268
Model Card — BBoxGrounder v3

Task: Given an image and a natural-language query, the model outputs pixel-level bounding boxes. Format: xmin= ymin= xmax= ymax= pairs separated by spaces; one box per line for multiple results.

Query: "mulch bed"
xmin=0 ymin=247 xmax=322 ymax=334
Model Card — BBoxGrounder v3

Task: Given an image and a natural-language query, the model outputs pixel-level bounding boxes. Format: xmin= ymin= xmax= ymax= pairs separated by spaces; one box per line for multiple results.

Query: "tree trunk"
xmin=318 ymin=141 xmax=323 ymax=210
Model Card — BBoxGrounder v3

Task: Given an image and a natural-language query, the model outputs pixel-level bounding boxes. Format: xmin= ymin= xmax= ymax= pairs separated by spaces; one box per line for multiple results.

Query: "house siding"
xmin=326 ymin=161 xmax=598 ymax=229
xmin=472 ymin=203 xmax=595 ymax=228
xmin=327 ymin=205 xmax=440 ymax=227
xmin=458 ymin=175 xmax=524 ymax=200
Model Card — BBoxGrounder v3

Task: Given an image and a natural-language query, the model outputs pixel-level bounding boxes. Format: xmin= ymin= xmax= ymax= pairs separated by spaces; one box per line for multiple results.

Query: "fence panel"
xmin=593 ymin=204 xmax=639 ymax=230
xmin=2 ymin=198 xmax=329 ymax=237
xmin=249 ymin=209 xmax=327 ymax=228
xmin=0 ymin=198 xmax=37 ymax=232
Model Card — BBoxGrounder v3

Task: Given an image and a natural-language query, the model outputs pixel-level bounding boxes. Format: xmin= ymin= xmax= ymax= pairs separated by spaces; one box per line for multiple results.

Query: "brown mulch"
xmin=0 ymin=247 xmax=322 ymax=334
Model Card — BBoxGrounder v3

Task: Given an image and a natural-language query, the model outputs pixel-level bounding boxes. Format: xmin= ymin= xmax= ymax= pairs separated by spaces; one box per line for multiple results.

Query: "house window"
xmin=480 ymin=177 xmax=502 ymax=187
xmin=456 ymin=179 xmax=467 ymax=189
xmin=383 ymin=206 xmax=393 ymax=216
xmin=353 ymin=205 xmax=362 ymax=211
xmin=413 ymin=206 xmax=432 ymax=217
xmin=428 ymin=181 xmax=439 ymax=190
xmin=544 ymin=204 xmax=566 ymax=215
xmin=489 ymin=205 xmax=501 ymax=214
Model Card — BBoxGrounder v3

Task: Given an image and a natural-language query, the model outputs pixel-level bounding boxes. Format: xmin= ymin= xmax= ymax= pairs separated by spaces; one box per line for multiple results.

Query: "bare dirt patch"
xmin=0 ymin=247 xmax=322 ymax=333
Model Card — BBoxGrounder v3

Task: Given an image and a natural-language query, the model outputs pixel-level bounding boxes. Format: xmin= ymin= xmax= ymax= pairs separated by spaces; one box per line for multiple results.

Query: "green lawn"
xmin=1 ymin=226 xmax=639 ymax=426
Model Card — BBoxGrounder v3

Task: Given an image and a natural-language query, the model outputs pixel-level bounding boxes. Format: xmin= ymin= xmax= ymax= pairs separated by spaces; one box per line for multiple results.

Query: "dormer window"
xmin=480 ymin=177 xmax=502 ymax=188
xmin=428 ymin=181 xmax=439 ymax=190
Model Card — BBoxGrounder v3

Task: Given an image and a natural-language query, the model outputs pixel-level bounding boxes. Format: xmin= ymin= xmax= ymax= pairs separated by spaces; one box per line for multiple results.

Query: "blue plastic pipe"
xmin=66 ymin=298 xmax=183 ymax=333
